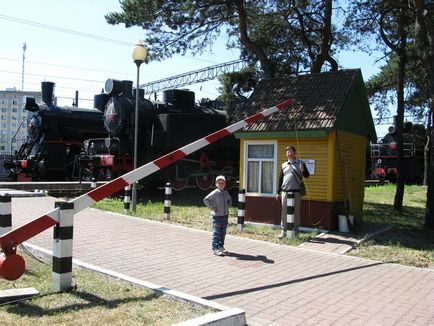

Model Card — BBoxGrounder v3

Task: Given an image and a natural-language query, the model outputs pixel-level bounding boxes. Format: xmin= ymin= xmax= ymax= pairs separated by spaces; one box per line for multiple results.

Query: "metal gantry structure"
xmin=140 ymin=59 xmax=248 ymax=95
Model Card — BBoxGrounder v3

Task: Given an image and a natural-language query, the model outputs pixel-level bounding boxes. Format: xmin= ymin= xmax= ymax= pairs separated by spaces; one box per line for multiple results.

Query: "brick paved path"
xmin=9 ymin=197 xmax=434 ymax=326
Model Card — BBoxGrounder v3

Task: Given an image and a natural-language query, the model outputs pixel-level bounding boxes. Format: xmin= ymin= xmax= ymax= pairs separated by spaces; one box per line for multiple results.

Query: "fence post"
xmin=52 ymin=202 xmax=74 ymax=292
xmin=0 ymin=195 xmax=11 ymax=236
xmin=164 ymin=183 xmax=172 ymax=220
xmin=237 ymin=189 xmax=245 ymax=230
xmin=124 ymin=185 xmax=131 ymax=214
xmin=286 ymin=192 xmax=295 ymax=239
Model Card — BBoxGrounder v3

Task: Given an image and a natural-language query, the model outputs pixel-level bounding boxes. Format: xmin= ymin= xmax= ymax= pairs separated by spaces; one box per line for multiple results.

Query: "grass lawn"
xmin=349 ymin=184 xmax=434 ymax=268
xmin=0 ymin=251 xmax=215 ymax=325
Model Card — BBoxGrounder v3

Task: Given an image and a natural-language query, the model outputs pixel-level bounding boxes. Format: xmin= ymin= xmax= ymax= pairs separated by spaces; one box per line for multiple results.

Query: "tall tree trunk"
xmin=412 ymin=0 xmax=434 ymax=228
xmin=379 ymin=7 xmax=408 ymax=210
xmin=235 ymin=0 xmax=274 ymax=78
xmin=311 ymin=0 xmax=338 ymax=73
xmin=423 ymin=111 xmax=431 ymax=186
xmin=393 ymin=8 xmax=407 ymax=211
xmin=427 ymin=105 xmax=434 ymax=229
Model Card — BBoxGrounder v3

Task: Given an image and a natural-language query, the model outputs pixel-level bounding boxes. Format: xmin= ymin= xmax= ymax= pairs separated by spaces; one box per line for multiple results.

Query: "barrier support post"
xmin=164 ymin=183 xmax=172 ymax=220
xmin=0 ymin=195 xmax=12 ymax=236
xmin=237 ymin=189 xmax=245 ymax=231
xmin=286 ymin=193 xmax=295 ymax=239
xmin=124 ymin=185 xmax=131 ymax=214
xmin=52 ymin=202 xmax=74 ymax=292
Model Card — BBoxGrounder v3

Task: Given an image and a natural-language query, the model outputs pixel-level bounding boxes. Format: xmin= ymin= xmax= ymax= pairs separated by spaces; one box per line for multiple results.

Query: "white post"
xmin=237 ymin=189 xmax=245 ymax=230
xmin=52 ymin=202 xmax=74 ymax=292
xmin=164 ymin=183 xmax=172 ymax=220
xmin=286 ymin=192 xmax=295 ymax=239
xmin=124 ymin=185 xmax=131 ymax=214
xmin=0 ymin=195 xmax=12 ymax=236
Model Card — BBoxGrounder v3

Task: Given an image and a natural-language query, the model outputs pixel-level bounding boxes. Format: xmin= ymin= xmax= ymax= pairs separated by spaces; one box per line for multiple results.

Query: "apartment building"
xmin=0 ymin=87 xmax=41 ymax=153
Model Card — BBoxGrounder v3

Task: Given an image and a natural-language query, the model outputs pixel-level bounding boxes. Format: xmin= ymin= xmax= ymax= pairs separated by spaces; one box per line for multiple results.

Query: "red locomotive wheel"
xmin=225 ymin=177 xmax=237 ymax=190
xmin=222 ymin=166 xmax=237 ymax=189
xmin=171 ymin=178 xmax=189 ymax=191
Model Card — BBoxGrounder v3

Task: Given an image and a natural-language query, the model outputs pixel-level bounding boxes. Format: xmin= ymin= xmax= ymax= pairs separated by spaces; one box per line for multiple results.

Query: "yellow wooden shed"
xmin=232 ymin=69 xmax=376 ymax=230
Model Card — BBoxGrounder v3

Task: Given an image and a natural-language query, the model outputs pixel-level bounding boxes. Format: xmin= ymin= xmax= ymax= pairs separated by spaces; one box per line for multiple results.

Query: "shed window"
xmin=245 ymin=142 xmax=276 ymax=195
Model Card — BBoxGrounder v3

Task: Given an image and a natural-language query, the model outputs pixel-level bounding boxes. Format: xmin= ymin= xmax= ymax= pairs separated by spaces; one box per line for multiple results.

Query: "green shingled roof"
xmin=233 ymin=69 xmax=377 ymax=142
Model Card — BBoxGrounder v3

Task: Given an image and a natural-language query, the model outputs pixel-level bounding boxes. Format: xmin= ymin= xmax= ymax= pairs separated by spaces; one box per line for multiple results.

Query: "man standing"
xmin=276 ymin=146 xmax=310 ymax=238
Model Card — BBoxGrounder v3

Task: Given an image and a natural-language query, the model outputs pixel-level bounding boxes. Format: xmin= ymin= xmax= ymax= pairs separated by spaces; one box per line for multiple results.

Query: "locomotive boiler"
xmin=78 ymin=79 xmax=239 ymax=190
xmin=4 ymin=82 xmax=107 ymax=181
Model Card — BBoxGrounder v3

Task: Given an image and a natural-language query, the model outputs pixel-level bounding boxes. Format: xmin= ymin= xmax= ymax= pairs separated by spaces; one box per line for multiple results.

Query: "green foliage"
xmin=106 ymin=0 xmax=348 ymax=94
xmin=345 ymin=0 xmax=433 ymax=121
xmin=105 ymin=0 xmax=240 ymax=61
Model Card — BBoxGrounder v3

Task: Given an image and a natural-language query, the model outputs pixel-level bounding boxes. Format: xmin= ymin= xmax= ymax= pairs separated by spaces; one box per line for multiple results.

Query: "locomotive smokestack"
xmin=122 ymin=80 xmax=134 ymax=97
xmin=94 ymin=93 xmax=110 ymax=112
xmin=41 ymin=81 xmax=55 ymax=107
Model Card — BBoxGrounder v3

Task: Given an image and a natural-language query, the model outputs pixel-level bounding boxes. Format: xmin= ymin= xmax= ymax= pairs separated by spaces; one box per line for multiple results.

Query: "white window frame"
xmin=243 ymin=140 xmax=277 ymax=197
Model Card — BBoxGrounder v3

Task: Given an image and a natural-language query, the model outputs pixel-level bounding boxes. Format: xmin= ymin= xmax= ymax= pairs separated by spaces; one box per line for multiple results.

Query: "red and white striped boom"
xmin=0 ymin=99 xmax=293 ymax=254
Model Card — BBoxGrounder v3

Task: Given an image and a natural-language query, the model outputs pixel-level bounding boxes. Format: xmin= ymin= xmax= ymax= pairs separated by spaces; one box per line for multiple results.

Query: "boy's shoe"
xmin=278 ymin=231 xmax=287 ymax=239
xmin=213 ymin=249 xmax=223 ymax=256
xmin=220 ymin=247 xmax=228 ymax=254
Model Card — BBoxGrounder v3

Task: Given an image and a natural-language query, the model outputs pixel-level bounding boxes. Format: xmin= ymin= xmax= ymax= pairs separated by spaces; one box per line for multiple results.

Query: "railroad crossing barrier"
xmin=0 ymin=99 xmax=294 ymax=289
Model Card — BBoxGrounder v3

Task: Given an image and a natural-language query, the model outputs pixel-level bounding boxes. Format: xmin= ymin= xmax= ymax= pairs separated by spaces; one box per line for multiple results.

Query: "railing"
xmin=370 ymin=142 xmax=415 ymax=158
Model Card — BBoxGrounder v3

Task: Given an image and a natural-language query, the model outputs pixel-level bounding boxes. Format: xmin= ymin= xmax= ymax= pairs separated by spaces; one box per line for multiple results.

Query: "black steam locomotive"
xmin=4 ymin=82 xmax=107 ymax=181
xmin=77 ymin=79 xmax=239 ymax=190
xmin=368 ymin=122 xmax=425 ymax=183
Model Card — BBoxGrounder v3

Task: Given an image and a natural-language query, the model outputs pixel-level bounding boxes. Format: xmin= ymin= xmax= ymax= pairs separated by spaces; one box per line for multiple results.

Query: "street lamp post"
xmin=131 ymin=40 xmax=148 ymax=213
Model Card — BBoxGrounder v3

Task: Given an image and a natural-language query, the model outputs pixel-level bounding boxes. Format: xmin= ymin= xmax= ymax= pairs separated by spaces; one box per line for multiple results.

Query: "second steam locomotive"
xmin=368 ymin=122 xmax=425 ymax=183
xmin=81 ymin=79 xmax=239 ymax=189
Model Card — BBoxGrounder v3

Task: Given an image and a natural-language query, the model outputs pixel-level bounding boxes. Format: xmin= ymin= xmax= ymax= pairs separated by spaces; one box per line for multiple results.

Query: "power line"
xmin=0 ymin=56 xmax=132 ymax=76
xmin=0 ymin=14 xmax=223 ymax=65
xmin=0 ymin=14 xmax=132 ymax=46
xmin=0 ymin=69 xmax=105 ymax=84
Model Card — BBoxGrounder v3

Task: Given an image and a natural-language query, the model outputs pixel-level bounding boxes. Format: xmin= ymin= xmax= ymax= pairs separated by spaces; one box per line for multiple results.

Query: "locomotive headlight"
xmin=84 ymin=140 xmax=90 ymax=153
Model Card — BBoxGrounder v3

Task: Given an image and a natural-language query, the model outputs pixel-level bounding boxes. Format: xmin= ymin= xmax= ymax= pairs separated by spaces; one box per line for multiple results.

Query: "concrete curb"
xmin=21 ymin=242 xmax=246 ymax=326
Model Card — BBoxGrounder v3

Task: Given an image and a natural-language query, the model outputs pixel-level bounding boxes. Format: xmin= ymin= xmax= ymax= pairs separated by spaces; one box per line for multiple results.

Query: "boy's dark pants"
xmin=212 ymin=215 xmax=228 ymax=250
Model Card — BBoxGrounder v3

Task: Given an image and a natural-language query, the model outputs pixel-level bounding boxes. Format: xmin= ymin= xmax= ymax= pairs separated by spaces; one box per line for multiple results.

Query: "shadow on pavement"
xmin=203 ymin=261 xmax=383 ymax=300
xmin=224 ymin=252 xmax=274 ymax=264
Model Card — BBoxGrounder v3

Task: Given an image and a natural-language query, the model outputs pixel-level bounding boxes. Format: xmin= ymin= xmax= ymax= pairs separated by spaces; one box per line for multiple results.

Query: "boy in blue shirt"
xmin=203 ymin=175 xmax=232 ymax=256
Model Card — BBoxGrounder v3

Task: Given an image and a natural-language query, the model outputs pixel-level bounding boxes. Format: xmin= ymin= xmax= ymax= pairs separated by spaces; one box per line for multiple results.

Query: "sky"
xmin=0 ymin=0 xmax=389 ymax=136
